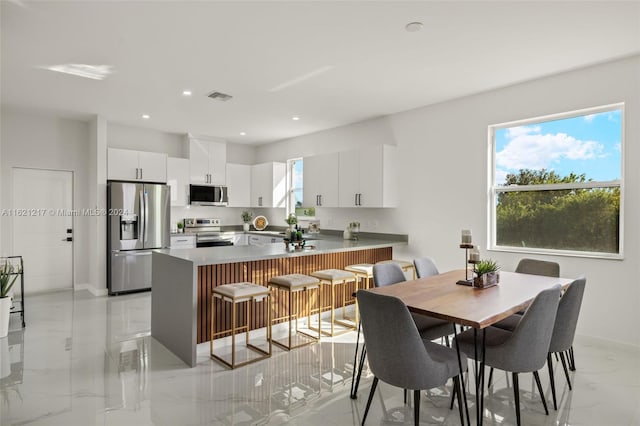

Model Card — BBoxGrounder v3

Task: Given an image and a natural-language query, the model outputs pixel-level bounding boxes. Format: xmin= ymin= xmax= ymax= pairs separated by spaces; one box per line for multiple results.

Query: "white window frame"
xmin=286 ymin=158 xmax=303 ymax=217
xmin=488 ymin=103 xmax=624 ymax=259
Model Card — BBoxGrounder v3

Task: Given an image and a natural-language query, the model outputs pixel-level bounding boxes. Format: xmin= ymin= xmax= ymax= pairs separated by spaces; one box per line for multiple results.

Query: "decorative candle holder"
xmin=456 ymin=243 xmax=478 ymax=286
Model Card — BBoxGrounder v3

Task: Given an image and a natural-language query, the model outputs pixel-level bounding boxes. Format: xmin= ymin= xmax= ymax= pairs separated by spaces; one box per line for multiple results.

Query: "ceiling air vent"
xmin=207 ymin=91 xmax=233 ymax=101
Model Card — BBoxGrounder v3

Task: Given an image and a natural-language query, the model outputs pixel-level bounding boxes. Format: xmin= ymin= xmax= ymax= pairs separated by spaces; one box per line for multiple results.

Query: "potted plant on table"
xmin=1 ymin=261 xmax=20 ymax=338
xmin=241 ymin=210 xmax=253 ymax=232
xmin=473 ymin=259 xmax=500 ymax=289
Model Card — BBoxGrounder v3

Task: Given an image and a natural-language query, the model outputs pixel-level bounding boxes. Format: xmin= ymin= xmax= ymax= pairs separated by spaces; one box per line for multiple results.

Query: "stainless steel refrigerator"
xmin=107 ymin=181 xmax=170 ymax=295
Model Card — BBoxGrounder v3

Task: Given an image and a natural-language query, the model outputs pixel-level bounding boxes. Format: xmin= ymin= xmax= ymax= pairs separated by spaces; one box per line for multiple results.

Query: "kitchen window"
xmin=489 ymin=104 xmax=623 ymax=257
xmin=286 ymin=158 xmax=303 ymax=217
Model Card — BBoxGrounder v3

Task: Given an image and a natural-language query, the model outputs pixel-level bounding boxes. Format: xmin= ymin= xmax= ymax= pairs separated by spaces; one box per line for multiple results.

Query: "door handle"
xmin=61 ymin=237 xmax=73 ymax=242
xmin=354 ymin=193 xmax=358 ymax=206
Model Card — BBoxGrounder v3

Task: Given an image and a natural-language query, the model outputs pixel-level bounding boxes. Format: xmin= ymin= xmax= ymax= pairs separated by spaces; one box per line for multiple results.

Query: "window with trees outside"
xmin=490 ymin=104 xmax=623 ymax=257
xmin=286 ymin=158 xmax=303 ymax=217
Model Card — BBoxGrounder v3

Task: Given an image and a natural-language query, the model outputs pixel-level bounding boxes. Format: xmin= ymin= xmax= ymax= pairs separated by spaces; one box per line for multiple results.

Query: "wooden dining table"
xmin=359 ymin=269 xmax=574 ymax=426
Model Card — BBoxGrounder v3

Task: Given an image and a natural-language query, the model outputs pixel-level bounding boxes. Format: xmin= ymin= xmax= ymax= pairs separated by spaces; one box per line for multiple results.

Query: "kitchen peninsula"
xmin=151 ymin=234 xmax=407 ymax=367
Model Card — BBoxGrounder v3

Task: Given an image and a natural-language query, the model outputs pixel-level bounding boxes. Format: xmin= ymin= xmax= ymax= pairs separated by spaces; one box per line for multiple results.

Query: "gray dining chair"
xmin=413 ymin=257 xmax=439 ymax=279
xmin=546 ymin=277 xmax=586 ymax=409
xmin=493 ymin=258 xmax=560 ymax=329
xmin=515 ymin=258 xmax=560 ymax=277
xmin=357 ymin=290 xmax=467 ymax=426
xmin=454 ymin=285 xmax=562 ymax=426
xmin=351 ymin=263 xmax=453 ymax=400
xmin=374 ymin=263 xmax=452 ymax=341
xmin=485 ymin=278 xmax=585 ymax=410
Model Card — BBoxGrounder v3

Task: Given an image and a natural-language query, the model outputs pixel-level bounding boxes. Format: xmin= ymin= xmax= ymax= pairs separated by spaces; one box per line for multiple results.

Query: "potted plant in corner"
xmin=241 ymin=210 xmax=253 ymax=232
xmin=0 ymin=261 xmax=20 ymax=338
xmin=473 ymin=259 xmax=500 ymax=289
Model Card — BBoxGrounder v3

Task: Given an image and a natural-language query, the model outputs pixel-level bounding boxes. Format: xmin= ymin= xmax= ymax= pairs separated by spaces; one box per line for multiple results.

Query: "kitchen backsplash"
xmin=170 ymin=206 xmax=398 ymax=234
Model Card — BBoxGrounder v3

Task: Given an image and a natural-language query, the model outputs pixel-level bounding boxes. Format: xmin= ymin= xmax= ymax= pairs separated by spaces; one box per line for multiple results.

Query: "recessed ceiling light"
xmin=405 ymin=22 xmax=423 ymax=32
xmin=182 ymin=90 xmax=192 ymax=96
xmin=42 ymin=64 xmax=113 ymax=80
xmin=240 ymin=132 xmax=246 ymax=136
xmin=142 ymin=114 xmax=150 ymax=119
xmin=292 ymin=116 xmax=300 ymax=121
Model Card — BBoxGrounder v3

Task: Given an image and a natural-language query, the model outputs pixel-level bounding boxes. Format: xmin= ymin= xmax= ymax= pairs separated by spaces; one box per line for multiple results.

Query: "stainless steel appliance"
xmin=108 ymin=181 xmax=170 ymax=295
xmin=184 ymin=218 xmax=234 ymax=247
xmin=189 ymin=185 xmax=228 ymax=206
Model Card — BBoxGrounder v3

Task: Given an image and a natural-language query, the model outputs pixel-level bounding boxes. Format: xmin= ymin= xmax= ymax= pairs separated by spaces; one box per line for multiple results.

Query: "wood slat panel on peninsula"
xmin=197 ymin=247 xmax=391 ymax=343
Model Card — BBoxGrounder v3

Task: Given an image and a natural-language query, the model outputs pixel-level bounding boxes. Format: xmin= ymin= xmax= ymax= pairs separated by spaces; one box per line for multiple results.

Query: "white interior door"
xmin=12 ymin=168 xmax=73 ymax=293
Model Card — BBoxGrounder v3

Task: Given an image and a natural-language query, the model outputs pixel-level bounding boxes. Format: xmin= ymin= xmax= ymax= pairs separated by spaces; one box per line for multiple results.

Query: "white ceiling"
xmin=2 ymin=1 xmax=639 ymax=145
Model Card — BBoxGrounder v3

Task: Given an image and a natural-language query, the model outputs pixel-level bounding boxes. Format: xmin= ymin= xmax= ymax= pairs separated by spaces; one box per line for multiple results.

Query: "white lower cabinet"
xmin=170 ymin=235 xmax=196 ymax=249
xmin=248 ymin=234 xmax=280 ymax=245
xmin=233 ymin=234 xmax=249 ymax=246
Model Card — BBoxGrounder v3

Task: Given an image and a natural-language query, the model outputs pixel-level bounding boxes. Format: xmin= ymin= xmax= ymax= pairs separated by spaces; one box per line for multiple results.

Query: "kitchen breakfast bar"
xmin=151 ymin=235 xmax=407 ymax=367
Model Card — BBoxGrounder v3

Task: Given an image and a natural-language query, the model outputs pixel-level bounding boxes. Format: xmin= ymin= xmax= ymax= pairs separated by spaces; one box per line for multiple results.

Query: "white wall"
xmin=0 ymin=108 xmax=91 ymax=288
xmin=256 ymin=55 xmax=640 ymax=347
xmin=87 ymin=116 xmax=108 ymax=295
xmin=107 ymin=123 xmax=185 ymax=157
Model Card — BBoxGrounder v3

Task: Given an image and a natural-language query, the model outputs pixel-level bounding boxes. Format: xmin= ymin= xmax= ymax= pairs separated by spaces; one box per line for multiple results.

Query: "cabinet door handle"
xmin=135 ymin=168 xmax=139 ymax=179
xmin=140 ymin=168 xmax=143 ymax=180
xmin=319 ymin=194 xmax=322 ymax=206
xmin=354 ymin=193 xmax=358 ymax=206
xmin=358 ymin=193 xmax=362 ymax=206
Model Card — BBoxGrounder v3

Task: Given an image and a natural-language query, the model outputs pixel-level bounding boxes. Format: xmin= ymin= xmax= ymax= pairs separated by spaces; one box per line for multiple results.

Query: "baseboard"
xmin=74 ymin=283 xmax=108 ymax=297
xmin=575 ymin=333 xmax=640 ymax=353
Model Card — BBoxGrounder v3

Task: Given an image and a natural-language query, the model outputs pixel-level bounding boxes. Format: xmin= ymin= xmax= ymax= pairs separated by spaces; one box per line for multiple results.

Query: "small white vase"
xmin=243 ymin=222 xmax=250 ymax=232
xmin=0 ymin=297 xmax=11 ymax=338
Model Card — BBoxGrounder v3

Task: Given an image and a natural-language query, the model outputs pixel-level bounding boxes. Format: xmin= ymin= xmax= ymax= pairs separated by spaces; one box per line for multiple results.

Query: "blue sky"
xmin=495 ymin=109 xmax=622 ymax=185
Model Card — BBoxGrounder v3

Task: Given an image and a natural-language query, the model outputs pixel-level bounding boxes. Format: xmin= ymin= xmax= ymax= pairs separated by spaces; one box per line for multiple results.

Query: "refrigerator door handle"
xmin=144 ymin=190 xmax=149 ymax=243
xmin=139 ymin=190 xmax=145 ymax=244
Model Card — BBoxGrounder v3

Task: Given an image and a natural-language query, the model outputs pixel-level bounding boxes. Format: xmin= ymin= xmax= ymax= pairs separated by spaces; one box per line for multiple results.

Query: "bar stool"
xmin=310 ymin=269 xmax=358 ymax=336
xmin=376 ymin=259 xmax=416 ymax=279
xmin=210 ymin=282 xmax=272 ymax=369
xmin=268 ymin=273 xmax=322 ymax=351
xmin=345 ymin=263 xmax=374 ymax=290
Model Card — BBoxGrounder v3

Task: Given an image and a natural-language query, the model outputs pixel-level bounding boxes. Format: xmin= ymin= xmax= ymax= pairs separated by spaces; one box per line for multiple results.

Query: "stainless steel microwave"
xmin=189 ymin=185 xmax=228 ymax=206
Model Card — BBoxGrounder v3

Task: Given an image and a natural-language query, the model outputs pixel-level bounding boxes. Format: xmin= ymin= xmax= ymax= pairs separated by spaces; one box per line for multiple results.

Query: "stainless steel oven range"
xmin=183 ymin=218 xmax=234 ymax=247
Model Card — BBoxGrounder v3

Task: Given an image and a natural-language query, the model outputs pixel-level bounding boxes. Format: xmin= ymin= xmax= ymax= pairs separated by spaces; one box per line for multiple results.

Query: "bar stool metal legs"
xmin=268 ymin=274 xmax=322 ymax=351
xmin=210 ymin=282 xmax=272 ymax=369
xmin=310 ymin=269 xmax=358 ymax=337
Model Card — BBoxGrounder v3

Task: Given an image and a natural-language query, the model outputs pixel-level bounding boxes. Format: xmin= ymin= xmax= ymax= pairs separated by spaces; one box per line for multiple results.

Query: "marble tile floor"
xmin=1 ymin=289 xmax=639 ymax=425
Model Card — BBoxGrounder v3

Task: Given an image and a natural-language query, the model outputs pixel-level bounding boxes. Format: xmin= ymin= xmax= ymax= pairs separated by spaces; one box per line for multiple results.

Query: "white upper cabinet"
xmin=188 ymin=136 xmax=226 ymax=185
xmin=225 ymin=163 xmax=251 ymax=208
xmin=107 ymin=148 xmax=167 ymax=183
xmin=303 ymin=152 xmax=340 ymax=208
xmin=251 ymin=162 xmax=286 ymax=208
xmin=338 ymin=145 xmax=398 ymax=208
xmin=167 ymin=157 xmax=190 ymax=206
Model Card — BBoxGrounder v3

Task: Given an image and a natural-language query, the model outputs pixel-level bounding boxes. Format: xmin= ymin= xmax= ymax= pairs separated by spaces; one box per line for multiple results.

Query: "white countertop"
xmin=155 ymin=235 xmax=406 ymax=266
